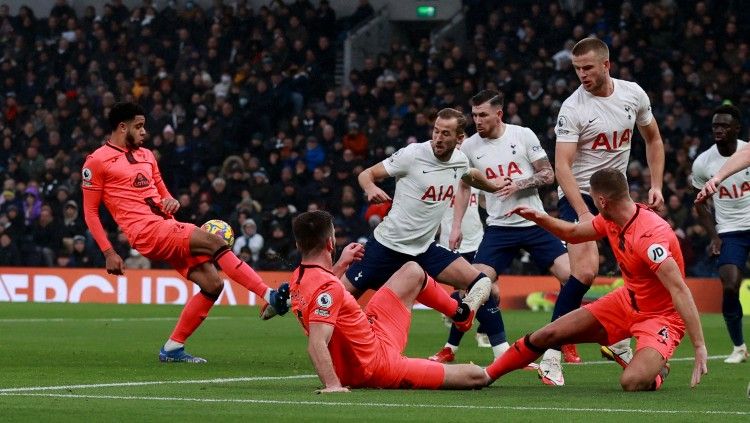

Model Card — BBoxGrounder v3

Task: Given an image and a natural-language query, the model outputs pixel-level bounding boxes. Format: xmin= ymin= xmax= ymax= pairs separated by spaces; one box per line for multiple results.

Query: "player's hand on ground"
xmin=104 ymin=250 xmax=125 ymax=275
xmin=160 ymin=197 xmax=180 ymax=214
xmin=339 ymin=243 xmax=365 ymax=267
xmin=365 ymin=186 xmax=391 ymax=203
xmin=708 ymin=236 xmax=722 ymax=256
xmin=647 ymin=188 xmax=664 ymax=212
xmin=315 ymin=386 xmax=350 ymax=394
xmin=506 ymin=206 xmax=541 ymax=221
xmin=690 ymin=344 xmax=708 ymax=388
xmin=449 ymin=227 xmax=463 ymax=250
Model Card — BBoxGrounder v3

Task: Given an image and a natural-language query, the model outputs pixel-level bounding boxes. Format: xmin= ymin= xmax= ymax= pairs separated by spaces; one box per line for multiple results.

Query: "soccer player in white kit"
xmin=550 ymin=37 xmax=666 ymax=385
xmin=449 ymin=89 xmax=571 ymax=375
xmin=692 ymin=104 xmax=748 ymax=364
xmin=430 ymin=164 xmax=507 ymax=362
xmin=342 ymin=108 xmax=505 ymax=329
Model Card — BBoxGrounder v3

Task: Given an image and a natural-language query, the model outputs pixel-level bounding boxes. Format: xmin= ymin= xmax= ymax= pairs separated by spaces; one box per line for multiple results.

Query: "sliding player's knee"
xmin=619 ymin=371 xmax=651 ymax=392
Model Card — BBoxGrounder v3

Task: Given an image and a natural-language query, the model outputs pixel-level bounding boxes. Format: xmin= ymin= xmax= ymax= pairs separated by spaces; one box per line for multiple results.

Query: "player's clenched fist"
xmin=103 ymin=249 xmax=125 ymax=275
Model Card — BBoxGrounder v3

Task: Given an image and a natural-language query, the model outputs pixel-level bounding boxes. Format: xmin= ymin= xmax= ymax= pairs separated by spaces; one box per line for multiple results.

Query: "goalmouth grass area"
xmin=0 ymin=303 xmax=747 ymax=422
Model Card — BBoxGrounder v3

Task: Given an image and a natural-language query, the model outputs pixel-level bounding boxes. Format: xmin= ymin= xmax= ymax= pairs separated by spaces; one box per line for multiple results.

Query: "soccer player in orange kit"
xmin=290 ymin=210 xmax=491 ymax=392
xmin=485 ymin=168 xmax=707 ymax=391
xmin=82 ymin=102 xmax=289 ymax=363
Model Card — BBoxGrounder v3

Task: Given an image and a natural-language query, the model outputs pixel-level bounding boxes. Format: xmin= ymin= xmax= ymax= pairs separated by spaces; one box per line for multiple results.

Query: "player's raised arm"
xmin=308 ymin=322 xmax=349 ymax=393
xmin=358 ymin=162 xmax=392 ymax=204
xmin=507 ymin=206 xmax=601 ymax=244
xmin=331 ymin=243 xmax=365 ymax=279
xmin=654 ymin=258 xmax=708 ymax=387
xmin=638 ymin=119 xmax=665 ymax=210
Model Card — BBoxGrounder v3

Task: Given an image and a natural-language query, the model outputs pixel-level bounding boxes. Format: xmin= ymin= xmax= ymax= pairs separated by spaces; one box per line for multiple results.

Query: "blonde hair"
xmin=572 ymin=37 xmax=609 ymax=60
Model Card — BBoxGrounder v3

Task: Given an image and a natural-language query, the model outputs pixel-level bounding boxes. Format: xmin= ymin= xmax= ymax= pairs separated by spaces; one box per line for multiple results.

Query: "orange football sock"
xmin=169 ymin=291 xmax=216 ymax=343
xmin=486 ymin=335 xmax=544 ymax=380
xmin=416 ymin=275 xmax=459 ymax=317
xmin=215 ymin=247 xmax=269 ymax=297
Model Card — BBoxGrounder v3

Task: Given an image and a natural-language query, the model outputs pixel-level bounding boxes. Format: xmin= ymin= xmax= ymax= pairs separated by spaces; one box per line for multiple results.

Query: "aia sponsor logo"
xmin=591 ymin=129 xmax=631 ymax=150
xmin=421 ymin=184 xmax=454 ymax=201
xmin=718 ymin=182 xmax=750 ymax=199
xmin=485 ymin=162 xmax=523 ymax=179
xmin=133 ymin=173 xmax=149 ymax=188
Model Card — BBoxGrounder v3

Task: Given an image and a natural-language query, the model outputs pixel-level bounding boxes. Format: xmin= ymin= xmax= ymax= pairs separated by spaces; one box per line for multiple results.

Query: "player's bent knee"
xmin=619 ymin=372 xmax=651 ymax=392
xmin=572 ymin=271 xmax=596 ymax=285
xmin=207 ymin=232 xmax=229 ymax=249
xmin=202 ymin=278 xmax=224 ymax=297
xmin=395 ymin=261 xmax=424 ymax=284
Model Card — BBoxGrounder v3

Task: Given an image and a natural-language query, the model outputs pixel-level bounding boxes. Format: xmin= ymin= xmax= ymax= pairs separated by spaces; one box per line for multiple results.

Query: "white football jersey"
xmin=461 ymin=124 xmax=548 ymax=226
xmin=374 ymin=141 xmax=470 ymax=255
xmin=691 ymin=140 xmax=750 ymax=233
xmin=555 ymin=78 xmax=653 ymax=197
xmin=439 ymin=187 xmax=483 ymax=253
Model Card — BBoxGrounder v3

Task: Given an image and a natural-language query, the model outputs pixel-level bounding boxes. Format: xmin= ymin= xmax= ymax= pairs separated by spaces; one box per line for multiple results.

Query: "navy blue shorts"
xmin=460 ymin=251 xmax=476 ymax=263
xmin=473 ymin=225 xmax=567 ymax=274
xmin=345 ymin=236 xmax=462 ymax=291
xmin=558 ymin=193 xmax=599 ymax=223
xmin=718 ymin=230 xmax=750 ymax=269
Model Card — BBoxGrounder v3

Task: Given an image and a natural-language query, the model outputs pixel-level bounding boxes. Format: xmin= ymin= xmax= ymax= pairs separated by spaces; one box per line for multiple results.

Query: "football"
xmin=201 ymin=219 xmax=235 ymax=247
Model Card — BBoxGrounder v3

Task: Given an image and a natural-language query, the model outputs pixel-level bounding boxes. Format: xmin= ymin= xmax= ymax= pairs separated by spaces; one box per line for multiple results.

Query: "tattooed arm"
xmin=497 ymin=157 xmax=554 ymax=199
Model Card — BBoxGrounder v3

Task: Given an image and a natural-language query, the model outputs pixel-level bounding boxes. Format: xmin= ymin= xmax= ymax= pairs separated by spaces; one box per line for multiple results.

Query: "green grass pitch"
xmin=0 ymin=303 xmax=747 ymax=422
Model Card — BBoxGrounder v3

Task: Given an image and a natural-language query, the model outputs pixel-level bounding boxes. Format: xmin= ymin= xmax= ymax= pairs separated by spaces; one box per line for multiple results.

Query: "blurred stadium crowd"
xmin=0 ymin=0 xmax=749 ymax=277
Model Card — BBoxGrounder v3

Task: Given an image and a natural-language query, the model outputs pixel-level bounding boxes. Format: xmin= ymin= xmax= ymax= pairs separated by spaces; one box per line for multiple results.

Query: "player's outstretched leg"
xmin=454 ymin=273 xmax=492 ymax=332
xmin=212 ymin=245 xmax=290 ymax=318
xmin=485 ymin=334 xmax=545 ymax=382
xmin=430 ymin=291 xmax=465 ymax=363
xmin=415 ymin=275 xmax=474 ymax=327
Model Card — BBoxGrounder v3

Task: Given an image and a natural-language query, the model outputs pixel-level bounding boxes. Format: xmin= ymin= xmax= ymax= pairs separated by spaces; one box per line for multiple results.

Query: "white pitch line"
xmin=0 ymin=393 xmax=747 ymax=416
xmin=0 ymin=355 xmax=730 ymax=393
xmin=0 ymin=375 xmax=318 ymax=393
xmin=0 ymin=317 xmax=233 ymax=323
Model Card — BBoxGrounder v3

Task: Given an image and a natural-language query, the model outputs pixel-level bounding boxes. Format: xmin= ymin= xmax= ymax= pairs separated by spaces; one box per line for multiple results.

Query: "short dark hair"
xmin=572 ymin=37 xmax=609 ymax=59
xmin=470 ymin=89 xmax=504 ymax=108
xmin=590 ymin=168 xmax=628 ymax=200
xmin=292 ymin=210 xmax=334 ymax=256
xmin=108 ymin=102 xmax=146 ymax=131
xmin=436 ymin=108 xmax=467 ymax=137
xmin=713 ymin=104 xmax=741 ymax=123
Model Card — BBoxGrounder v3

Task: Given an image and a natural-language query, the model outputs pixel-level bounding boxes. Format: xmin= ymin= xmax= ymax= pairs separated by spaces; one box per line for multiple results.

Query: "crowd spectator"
xmin=0 ymin=0 xmax=747 ymax=277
